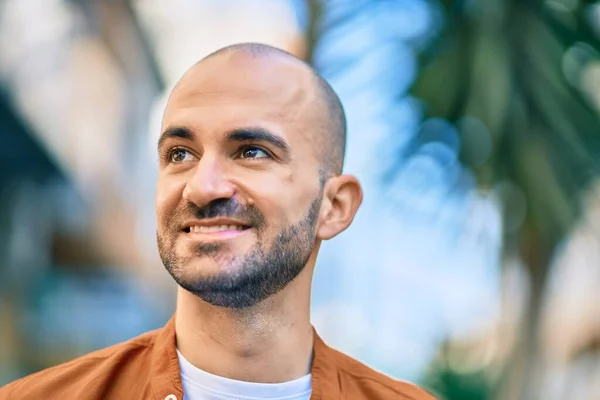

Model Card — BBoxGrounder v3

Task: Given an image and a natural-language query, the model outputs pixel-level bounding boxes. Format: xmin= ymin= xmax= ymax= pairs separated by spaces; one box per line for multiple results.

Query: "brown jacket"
xmin=0 ymin=317 xmax=436 ymax=400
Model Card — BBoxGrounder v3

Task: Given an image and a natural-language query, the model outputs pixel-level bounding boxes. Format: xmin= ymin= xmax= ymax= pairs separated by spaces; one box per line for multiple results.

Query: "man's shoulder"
xmin=0 ymin=328 xmax=161 ymax=400
xmin=327 ymin=347 xmax=438 ymax=400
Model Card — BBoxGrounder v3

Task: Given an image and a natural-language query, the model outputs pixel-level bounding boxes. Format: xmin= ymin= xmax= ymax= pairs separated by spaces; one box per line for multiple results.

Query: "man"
xmin=0 ymin=43 xmax=435 ymax=400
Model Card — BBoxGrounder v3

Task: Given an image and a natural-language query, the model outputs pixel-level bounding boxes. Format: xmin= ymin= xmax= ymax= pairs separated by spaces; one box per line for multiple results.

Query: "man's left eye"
xmin=239 ymin=147 xmax=269 ymax=159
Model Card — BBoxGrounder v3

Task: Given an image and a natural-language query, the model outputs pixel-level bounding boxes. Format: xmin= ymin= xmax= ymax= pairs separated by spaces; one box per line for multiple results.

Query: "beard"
xmin=157 ymin=195 xmax=322 ymax=309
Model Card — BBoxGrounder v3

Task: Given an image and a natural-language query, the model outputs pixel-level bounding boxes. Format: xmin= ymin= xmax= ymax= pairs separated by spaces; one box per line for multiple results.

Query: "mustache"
xmin=171 ymin=198 xmax=265 ymax=227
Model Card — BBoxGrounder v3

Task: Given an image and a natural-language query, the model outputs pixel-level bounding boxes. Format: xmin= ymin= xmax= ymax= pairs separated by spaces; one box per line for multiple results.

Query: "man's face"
xmin=156 ymin=53 xmax=326 ymax=308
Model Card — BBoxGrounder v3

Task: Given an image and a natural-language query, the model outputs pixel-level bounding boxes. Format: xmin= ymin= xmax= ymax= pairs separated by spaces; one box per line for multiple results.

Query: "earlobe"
xmin=317 ymin=175 xmax=363 ymax=240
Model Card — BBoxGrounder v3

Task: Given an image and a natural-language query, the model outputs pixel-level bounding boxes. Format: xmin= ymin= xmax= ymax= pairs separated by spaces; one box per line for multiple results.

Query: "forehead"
xmin=162 ymin=53 xmax=317 ymax=140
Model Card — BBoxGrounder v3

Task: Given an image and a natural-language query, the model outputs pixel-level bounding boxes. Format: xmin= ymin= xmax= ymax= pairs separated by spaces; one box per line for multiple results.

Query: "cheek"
xmin=235 ymin=176 xmax=288 ymax=224
xmin=155 ymin=175 xmax=186 ymax=226
xmin=236 ymin=171 xmax=318 ymax=225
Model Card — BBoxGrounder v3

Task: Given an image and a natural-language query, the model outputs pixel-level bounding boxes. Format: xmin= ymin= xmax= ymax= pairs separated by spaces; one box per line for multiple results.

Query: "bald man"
xmin=0 ymin=43 xmax=435 ymax=400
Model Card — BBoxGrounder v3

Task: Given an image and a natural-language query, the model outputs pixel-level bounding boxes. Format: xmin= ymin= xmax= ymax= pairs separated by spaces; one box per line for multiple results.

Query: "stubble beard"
xmin=157 ymin=197 xmax=322 ymax=309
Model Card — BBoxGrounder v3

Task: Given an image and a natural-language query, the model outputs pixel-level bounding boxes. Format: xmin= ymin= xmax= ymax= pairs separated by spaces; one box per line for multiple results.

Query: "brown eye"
xmin=169 ymin=149 xmax=195 ymax=163
xmin=239 ymin=146 xmax=269 ymax=159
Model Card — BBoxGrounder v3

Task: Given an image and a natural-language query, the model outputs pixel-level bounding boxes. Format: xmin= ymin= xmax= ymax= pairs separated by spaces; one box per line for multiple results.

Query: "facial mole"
xmin=247 ymin=197 xmax=255 ymax=206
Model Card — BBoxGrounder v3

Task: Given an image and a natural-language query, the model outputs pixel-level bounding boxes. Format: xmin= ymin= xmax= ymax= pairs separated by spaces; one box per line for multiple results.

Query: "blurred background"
xmin=0 ymin=0 xmax=599 ymax=399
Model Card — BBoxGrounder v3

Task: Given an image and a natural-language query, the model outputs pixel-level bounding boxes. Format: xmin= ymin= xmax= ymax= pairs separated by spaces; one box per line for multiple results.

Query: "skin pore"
xmin=155 ymin=44 xmax=362 ymax=383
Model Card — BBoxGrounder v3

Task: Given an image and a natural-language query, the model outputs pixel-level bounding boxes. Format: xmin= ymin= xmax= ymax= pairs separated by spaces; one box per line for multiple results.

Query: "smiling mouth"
xmin=183 ymin=224 xmax=250 ymax=234
xmin=181 ymin=223 xmax=253 ymax=244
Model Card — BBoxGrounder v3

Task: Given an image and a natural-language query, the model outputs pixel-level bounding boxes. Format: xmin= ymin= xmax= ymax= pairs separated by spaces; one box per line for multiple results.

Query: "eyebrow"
xmin=157 ymin=126 xmax=291 ymax=157
xmin=225 ymin=127 xmax=291 ymax=156
xmin=158 ymin=126 xmax=194 ymax=151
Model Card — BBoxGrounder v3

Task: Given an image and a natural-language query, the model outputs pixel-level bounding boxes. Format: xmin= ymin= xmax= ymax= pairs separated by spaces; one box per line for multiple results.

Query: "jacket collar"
xmin=149 ymin=316 xmax=184 ymax=400
xmin=310 ymin=328 xmax=342 ymax=399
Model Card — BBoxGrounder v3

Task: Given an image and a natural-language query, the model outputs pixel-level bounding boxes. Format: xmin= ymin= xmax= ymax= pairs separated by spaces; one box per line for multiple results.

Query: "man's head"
xmin=156 ymin=43 xmax=362 ymax=309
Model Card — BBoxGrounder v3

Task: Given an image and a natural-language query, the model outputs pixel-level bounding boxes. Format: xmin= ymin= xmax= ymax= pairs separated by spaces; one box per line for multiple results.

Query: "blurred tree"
xmin=424 ymin=362 xmax=490 ymax=400
xmin=305 ymin=0 xmax=600 ymax=398
xmin=409 ymin=0 xmax=600 ymax=399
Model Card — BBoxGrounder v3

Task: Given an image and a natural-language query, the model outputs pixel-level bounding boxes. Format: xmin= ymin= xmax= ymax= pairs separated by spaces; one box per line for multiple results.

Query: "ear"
xmin=317 ymin=175 xmax=363 ymax=240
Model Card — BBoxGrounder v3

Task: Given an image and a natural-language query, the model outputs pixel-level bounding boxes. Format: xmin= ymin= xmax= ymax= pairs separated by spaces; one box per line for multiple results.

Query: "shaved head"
xmin=179 ymin=42 xmax=346 ymax=176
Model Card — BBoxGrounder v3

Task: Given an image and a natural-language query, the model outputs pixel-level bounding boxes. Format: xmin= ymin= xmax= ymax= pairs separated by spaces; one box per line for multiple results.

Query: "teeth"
xmin=190 ymin=225 xmax=245 ymax=233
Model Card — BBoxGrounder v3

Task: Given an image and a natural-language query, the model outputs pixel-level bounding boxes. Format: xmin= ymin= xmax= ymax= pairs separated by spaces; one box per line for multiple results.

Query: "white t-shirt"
xmin=177 ymin=350 xmax=312 ymax=400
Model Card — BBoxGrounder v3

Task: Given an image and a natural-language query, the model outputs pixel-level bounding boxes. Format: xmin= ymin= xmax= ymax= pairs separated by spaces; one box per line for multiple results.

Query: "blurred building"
xmin=0 ymin=0 xmax=309 ymax=384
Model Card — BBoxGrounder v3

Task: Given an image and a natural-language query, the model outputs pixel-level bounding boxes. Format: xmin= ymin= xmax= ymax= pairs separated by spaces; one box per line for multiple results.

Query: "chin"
xmin=173 ymin=265 xmax=269 ymax=309
xmin=174 ymin=255 xmax=234 ymax=281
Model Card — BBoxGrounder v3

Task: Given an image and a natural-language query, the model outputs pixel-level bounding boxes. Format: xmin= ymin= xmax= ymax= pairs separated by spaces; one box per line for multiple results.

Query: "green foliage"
xmin=424 ymin=365 xmax=492 ymax=400
xmin=411 ymin=0 xmax=600 ymax=242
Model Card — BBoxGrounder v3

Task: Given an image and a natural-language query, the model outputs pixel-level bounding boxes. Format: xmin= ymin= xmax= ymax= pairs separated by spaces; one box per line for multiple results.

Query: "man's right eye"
xmin=168 ymin=148 xmax=196 ymax=163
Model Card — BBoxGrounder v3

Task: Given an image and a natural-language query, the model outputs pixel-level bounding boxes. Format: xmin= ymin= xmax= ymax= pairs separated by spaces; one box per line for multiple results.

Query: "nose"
xmin=182 ymin=155 xmax=235 ymax=208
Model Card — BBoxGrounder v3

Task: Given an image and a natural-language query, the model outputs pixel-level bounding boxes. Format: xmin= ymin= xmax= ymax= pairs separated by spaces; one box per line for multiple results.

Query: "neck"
xmin=175 ymin=265 xmax=315 ymax=383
